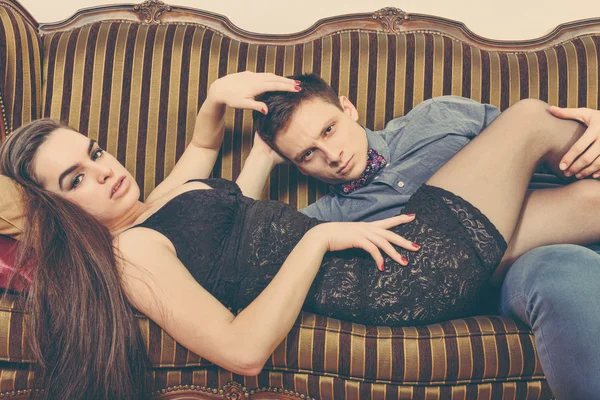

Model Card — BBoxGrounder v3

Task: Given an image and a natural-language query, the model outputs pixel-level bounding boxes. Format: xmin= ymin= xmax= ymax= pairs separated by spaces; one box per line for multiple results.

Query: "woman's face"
xmin=33 ymin=128 xmax=140 ymax=227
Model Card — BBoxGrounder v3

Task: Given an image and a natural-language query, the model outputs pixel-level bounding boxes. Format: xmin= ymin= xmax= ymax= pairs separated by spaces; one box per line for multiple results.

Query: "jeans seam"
xmin=506 ymin=294 xmax=563 ymax=400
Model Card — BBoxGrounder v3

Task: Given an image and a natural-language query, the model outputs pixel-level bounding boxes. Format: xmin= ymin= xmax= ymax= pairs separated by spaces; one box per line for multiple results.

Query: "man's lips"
xmin=337 ymin=155 xmax=354 ymax=174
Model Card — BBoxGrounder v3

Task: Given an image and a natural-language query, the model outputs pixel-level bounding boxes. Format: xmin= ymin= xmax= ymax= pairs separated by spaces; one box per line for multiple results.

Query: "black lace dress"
xmin=135 ymin=178 xmax=506 ymax=326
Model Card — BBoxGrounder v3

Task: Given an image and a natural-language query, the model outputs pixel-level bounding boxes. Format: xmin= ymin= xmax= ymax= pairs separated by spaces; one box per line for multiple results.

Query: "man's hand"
xmin=552 ymin=106 xmax=600 ymax=178
xmin=252 ymin=132 xmax=287 ymax=165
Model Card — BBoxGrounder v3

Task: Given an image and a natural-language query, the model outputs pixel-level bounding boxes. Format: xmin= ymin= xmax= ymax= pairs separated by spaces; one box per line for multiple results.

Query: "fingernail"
xmin=379 ymin=263 xmax=385 ymax=271
xmin=412 ymin=243 xmax=420 ymax=249
xmin=576 ymin=173 xmax=583 ymax=179
xmin=294 ymin=80 xmax=301 ymax=84
xmin=407 ymin=213 xmax=415 ymax=217
xmin=559 ymin=162 xmax=567 ymax=170
xmin=594 ymin=173 xmax=599 ymax=179
xmin=295 ymin=85 xmax=302 ymax=91
xmin=564 ymin=171 xmax=572 ymax=177
xmin=261 ymin=108 xmax=267 ymax=115
xmin=401 ymin=256 xmax=408 ymax=265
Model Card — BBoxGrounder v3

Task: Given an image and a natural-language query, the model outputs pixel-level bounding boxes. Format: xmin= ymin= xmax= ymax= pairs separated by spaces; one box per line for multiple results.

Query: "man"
xmin=235 ymin=73 xmax=600 ymax=399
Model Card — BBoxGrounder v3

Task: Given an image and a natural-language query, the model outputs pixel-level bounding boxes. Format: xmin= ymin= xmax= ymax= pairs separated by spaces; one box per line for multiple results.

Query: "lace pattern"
xmin=138 ymin=179 xmax=507 ymax=327
xmin=239 ymin=184 xmax=507 ymax=326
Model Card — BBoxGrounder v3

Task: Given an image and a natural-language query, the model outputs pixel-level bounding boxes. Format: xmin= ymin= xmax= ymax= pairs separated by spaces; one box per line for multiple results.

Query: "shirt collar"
xmin=365 ymin=127 xmax=391 ymax=162
xmin=330 ymin=127 xmax=391 ymax=195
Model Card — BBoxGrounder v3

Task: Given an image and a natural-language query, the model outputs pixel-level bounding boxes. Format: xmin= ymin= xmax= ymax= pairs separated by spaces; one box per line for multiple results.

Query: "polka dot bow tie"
xmin=338 ymin=148 xmax=387 ymax=194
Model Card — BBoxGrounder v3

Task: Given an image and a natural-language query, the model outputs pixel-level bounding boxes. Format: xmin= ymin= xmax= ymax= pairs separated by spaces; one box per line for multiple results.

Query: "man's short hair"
xmin=253 ymin=74 xmax=342 ymax=155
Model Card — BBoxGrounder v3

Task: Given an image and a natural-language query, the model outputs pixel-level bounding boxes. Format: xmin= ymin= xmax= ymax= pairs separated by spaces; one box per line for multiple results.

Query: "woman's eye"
xmin=93 ymin=149 xmax=104 ymax=159
xmin=325 ymin=126 xmax=333 ymax=135
xmin=71 ymin=174 xmax=83 ymax=189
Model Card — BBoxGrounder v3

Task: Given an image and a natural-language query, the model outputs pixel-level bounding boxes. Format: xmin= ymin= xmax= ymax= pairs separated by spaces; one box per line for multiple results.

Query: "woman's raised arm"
xmin=147 ymin=72 xmax=299 ymax=203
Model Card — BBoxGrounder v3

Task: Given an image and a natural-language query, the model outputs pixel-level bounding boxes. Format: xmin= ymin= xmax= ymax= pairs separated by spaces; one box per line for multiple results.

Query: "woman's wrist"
xmin=302 ymin=225 xmax=329 ymax=254
xmin=204 ymin=86 xmax=226 ymax=110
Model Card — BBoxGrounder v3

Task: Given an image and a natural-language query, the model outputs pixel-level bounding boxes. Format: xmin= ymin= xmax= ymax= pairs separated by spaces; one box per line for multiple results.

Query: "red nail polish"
xmin=412 ymin=243 xmax=420 ymax=249
xmin=401 ymin=256 xmax=408 ymax=264
xmin=295 ymin=80 xmax=301 ymax=84
xmin=261 ymin=108 xmax=267 ymax=115
xmin=379 ymin=263 xmax=385 ymax=271
xmin=295 ymin=85 xmax=302 ymax=91
xmin=407 ymin=213 xmax=415 ymax=217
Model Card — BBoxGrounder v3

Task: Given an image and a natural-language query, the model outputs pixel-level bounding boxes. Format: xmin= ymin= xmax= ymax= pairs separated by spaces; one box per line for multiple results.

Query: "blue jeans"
xmin=501 ymin=244 xmax=600 ymax=400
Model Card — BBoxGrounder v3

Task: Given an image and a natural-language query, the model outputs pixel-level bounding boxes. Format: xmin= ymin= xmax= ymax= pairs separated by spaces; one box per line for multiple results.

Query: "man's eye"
xmin=325 ymin=125 xmax=333 ymax=135
xmin=302 ymin=150 xmax=314 ymax=162
xmin=71 ymin=174 xmax=83 ymax=189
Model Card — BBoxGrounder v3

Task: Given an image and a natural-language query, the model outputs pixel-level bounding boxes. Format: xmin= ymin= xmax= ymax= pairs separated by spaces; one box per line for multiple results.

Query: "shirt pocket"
xmin=374 ymin=161 xmax=436 ymax=195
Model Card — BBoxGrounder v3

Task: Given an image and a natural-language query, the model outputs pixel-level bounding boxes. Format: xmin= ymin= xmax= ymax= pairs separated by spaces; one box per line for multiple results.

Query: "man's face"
xmin=274 ymin=97 xmax=368 ymax=184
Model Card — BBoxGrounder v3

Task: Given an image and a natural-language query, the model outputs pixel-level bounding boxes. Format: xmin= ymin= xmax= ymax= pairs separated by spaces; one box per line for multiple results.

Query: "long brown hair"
xmin=0 ymin=119 xmax=151 ymax=399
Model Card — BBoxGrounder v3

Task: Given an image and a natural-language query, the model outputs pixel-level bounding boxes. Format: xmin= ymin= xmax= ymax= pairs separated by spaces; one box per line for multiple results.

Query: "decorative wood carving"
xmin=372 ymin=7 xmax=408 ymax=33
xmin=133 ymin=0 xmax=172 ymax=24
xmin=31 ymin=0 xmax=600 ymax=50
xmin=156 ymin=381 xmax=314 ymax=400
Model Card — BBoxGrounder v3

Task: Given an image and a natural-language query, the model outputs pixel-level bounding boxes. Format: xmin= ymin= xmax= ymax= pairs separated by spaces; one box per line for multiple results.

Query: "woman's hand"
xmin=306 ymin=214 xmax=419 ymax=270
xmin=207 ymin=71 xmax=300 ymax=114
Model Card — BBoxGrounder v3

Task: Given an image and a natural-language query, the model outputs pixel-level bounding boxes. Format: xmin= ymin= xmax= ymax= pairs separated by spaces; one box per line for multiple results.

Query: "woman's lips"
xmin=110 ymin=177 xmax=128 ymax=199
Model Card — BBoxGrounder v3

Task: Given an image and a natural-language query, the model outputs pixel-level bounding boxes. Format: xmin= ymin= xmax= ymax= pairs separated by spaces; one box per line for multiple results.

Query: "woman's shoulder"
xmin=146 ymin=180 xmax=213 ymax=208
xmin=114 ymin=224 xmax=176 ymax=257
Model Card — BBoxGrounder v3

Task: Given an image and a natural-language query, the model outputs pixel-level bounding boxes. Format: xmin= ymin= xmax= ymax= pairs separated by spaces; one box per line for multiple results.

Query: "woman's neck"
xmin=109 ymin=201 xmax=152 ymax=236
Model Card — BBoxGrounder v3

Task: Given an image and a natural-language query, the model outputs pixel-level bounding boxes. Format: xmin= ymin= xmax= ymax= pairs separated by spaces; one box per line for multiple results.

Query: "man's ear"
xmin=339 ymin=96 xmax=359 ymax=122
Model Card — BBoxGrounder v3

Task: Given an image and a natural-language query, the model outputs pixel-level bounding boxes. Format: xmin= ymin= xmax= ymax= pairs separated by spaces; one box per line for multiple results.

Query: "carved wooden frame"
xmin=155 ymin=381 xmax=313 ymax=400
xmin=24 ymin=0 xmax=600 ymax=51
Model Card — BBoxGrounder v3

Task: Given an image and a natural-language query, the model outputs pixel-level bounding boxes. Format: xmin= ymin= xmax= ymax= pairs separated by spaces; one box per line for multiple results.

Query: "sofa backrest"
xmin=2 ymin=0 xmax=600 ymax=206
xmin=0 ymin=0 xmax=42 ymax=141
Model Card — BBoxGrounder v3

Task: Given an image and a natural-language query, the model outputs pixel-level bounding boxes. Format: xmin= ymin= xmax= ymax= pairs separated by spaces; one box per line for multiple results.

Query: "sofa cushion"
xmin=0 ymin=285 xmax=545 ymax=386
xmin=0 ymin=176 xmax=24 ymax=240
xmin=0 ymin=235 xmax=30 ymax=292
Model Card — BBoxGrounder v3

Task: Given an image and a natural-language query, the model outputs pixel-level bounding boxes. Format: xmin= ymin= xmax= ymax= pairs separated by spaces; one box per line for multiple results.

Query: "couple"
xmin=1 ymin=71 xmax=599 ymax=399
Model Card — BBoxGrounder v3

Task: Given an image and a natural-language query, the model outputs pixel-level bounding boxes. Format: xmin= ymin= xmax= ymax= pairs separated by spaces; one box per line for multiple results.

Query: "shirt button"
xmin=397 ymin=181 xmax=405 ymax=188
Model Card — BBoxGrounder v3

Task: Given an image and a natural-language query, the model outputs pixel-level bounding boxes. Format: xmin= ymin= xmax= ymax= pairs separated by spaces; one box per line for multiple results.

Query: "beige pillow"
xmin=0 ymin=175 xmax=24 ymax=240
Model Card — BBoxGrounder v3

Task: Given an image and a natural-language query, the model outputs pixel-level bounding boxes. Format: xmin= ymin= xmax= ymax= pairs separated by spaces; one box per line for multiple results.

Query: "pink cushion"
xmin=0 ymin=235 xmax=31 ymax=291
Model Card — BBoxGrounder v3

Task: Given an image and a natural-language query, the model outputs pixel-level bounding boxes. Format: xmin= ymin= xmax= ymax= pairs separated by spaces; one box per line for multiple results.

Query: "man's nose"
xmin=324 ymin=147 xmax=343 ymax=166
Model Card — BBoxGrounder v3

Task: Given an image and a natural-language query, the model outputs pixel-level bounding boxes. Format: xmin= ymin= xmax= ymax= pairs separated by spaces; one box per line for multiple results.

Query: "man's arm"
xmin=237 ymin=133 xmax=286 ymax=200
xmin=430 ymin=96 xmax=501 ymax=139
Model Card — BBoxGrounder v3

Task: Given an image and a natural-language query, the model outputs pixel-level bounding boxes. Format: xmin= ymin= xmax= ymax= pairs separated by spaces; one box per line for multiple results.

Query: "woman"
xmin=0 ymin=72 xmax=588 ymax=399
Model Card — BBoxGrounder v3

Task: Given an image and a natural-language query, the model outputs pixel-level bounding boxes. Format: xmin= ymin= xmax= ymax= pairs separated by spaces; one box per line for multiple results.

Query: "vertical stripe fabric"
xmin=0 ymin=291 xmax=549 ymax=387
xmin=0 ymin=3 xmax=42 ymax=133
xmin=38 ymin=23 xmax=600 ymax=202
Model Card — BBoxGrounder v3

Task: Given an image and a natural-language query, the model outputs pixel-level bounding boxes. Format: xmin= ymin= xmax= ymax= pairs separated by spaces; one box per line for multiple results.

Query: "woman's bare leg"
xmin=426 ymin=99 xmax=587 ymax=244
xmin=491 ymin=179 xmax=600 ymax=284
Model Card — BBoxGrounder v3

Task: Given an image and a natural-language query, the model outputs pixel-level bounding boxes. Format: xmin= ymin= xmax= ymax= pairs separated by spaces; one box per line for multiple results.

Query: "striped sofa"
xmin=1 ymin=0 xmax=599 ymax=398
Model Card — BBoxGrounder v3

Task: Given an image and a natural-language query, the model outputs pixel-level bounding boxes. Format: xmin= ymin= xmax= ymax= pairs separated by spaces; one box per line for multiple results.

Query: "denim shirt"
xmin=300 ymin=96 xmax=501 ymax=222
